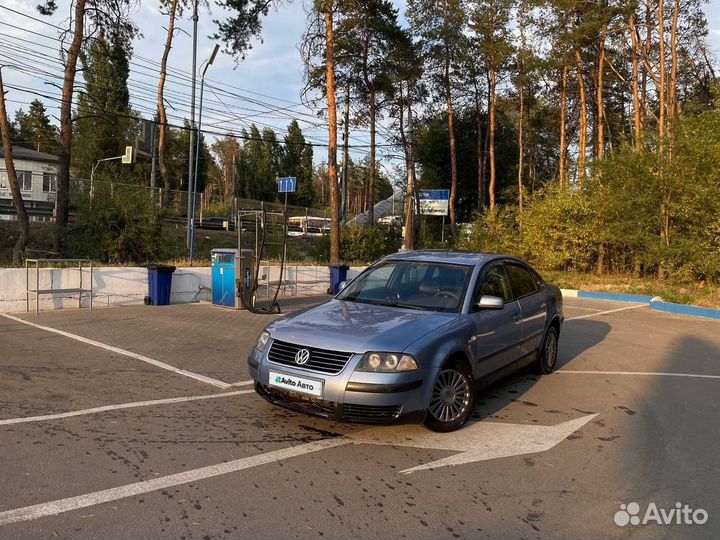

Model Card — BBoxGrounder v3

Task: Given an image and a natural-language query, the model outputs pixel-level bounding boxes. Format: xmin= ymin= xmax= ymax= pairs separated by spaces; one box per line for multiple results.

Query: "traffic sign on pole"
xmin=277 ymin=177 xmax=297 ymax=193
xmin=418 ymin=189 xmax=450 ymax=216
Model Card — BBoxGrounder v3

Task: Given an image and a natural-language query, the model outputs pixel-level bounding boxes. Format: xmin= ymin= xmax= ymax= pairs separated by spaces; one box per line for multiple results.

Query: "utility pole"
xmin=189 ymin=44 xmax=220 ymax=266
xmin=185 ymin=0 xmax=199 ymax=250
xmin=341 ymin=86 xmax=350 ymax=223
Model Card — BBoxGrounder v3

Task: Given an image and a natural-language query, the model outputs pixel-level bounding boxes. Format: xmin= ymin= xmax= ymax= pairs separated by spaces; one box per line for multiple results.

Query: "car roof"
xmin=382 ymin=250 xmax=526 ymax=267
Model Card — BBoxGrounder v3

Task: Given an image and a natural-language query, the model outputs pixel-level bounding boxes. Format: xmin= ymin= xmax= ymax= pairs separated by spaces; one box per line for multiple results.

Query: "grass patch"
xmin=541 ymin=270 xmax=720 ymax=308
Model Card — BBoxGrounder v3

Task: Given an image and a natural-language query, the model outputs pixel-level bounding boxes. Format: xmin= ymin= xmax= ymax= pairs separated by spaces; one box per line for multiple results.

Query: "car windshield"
xmin=337 ymin=261 xmax=472 ymax=313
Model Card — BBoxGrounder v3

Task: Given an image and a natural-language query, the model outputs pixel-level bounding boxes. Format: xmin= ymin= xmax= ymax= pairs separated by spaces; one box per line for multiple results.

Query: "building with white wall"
xmin=0 ymin=146 xmax=58 ymax=221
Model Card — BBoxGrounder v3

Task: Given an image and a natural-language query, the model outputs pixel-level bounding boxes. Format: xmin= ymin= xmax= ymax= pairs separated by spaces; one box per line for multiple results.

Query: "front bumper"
xmin=248 ymin=345 xmax=431 ymax=424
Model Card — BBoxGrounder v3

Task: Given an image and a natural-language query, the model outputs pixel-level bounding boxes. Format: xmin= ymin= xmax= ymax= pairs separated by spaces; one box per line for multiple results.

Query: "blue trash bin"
xmin=146 ymin=264 xmax=176 ymax=306
xmin=328 ymin=264 xmax=349 ymax=295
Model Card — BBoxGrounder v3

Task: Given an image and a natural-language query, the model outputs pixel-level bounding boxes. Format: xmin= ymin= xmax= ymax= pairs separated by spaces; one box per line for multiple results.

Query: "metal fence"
xmin=68 ymin=177 xmax=332 ymax=223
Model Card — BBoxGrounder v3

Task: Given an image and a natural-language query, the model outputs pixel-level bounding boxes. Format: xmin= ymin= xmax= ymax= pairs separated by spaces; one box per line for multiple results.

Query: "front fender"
xmin=404 ymin=316 xmax=475 ymax=371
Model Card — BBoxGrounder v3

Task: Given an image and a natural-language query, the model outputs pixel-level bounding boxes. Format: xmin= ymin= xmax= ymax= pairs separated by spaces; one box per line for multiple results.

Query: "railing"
xmin=26 ymin=259 xmax=93 ymax=314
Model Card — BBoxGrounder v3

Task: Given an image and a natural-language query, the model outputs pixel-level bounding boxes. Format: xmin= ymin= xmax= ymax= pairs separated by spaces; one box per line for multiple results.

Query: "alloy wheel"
xmin=429 ymin=368 xmax=471 ymax=424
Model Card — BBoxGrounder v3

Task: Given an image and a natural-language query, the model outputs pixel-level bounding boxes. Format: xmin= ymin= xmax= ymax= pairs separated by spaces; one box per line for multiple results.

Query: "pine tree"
xmin=407 ymin=0 xmax=468 ymax=240
xmin=471 ymin=0 xmax=514 ymax=210
xmin=14 ymin=100 xmax=59 ymax=153
xmin=73 ymin=34 xmax=134 ymax=178
xmin=281 ymin=120 xmax=316 ymax=208
xmin=336 ymin=0 xmax=402 ymax=224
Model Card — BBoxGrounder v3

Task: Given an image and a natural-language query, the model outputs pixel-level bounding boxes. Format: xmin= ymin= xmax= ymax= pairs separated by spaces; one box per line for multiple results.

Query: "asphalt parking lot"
xmin=0 ymin=296 xmax=718 ymax=539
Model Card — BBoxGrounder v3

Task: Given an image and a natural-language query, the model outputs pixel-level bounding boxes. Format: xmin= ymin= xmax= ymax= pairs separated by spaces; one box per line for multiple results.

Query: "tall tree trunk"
xmin=368 ymin=88 xmax=376 ymax=224
xmin=474 ymin=82 xmax=483 ymax=211
xmin=482 ymin=71 xmax=490 ymax=193
xmin=658 ymin=0 xmax=666 ymax=143
xmin=517 ymin=84 xmax=524 ymax=234
xmin=54 ymin=0 xmax=87 ymax=254
xmin=629 ymin=13 xmax=643 ymax=151
xmin=559 ymin=65 xmax=568 ymax=187
xmin=575 ymin=48 xmax=588 ymax=184
xmin=400 ymin=82 xmax=416 ymax=251
xmin=324 ymin=5 xmax=340 ymax=264
xmin=642 ymin=0 xmax=652 ymax=123
xmin=445 ymin=46 xmax=459 ymax=240
xmin=489 ymin=65 xmax=497 ymax=209
xmin=157 ymin=0 xmax=178 ymax=207
xmin=597 ymin=23 xmax=607 ymax=161
xmin=669 ymin=0 xmax=680 ymax=122
xmin=0 ymin=69 xmax=30 ymax=264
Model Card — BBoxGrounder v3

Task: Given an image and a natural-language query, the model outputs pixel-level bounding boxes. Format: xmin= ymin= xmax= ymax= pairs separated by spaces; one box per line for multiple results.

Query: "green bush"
xmin=460 ymin=208 xmax=520 ymax=256
xmin=68 ymin=186 xmax=163 ymax=264
xmin=521 ymin=186 xmax=601 ymax=272
xmin=203 ymin=200 xmax=234 ymax=217
xmin=308 ymin=225 xmax=401 ymax=264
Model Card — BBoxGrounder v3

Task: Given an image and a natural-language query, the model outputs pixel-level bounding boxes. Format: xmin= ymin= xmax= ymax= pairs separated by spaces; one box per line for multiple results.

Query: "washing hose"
xmin=238 ymin=207 xmax=287 ymax=314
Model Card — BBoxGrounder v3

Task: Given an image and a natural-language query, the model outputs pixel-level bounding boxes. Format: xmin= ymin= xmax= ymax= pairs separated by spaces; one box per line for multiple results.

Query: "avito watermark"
xmin=614 ymin=502 xmax=708 ymax=527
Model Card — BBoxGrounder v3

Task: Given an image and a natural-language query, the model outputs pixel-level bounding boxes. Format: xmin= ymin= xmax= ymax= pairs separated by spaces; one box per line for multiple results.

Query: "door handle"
xmin=540 ymin=303 xmax=547 ymax=310
xmin=513 ymin=312 xmax=520 ymax=322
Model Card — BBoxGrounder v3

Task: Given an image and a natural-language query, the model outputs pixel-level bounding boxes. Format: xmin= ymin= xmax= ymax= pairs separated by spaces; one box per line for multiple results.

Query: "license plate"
xmin=269 ymin=371 xmax=323 ymax=397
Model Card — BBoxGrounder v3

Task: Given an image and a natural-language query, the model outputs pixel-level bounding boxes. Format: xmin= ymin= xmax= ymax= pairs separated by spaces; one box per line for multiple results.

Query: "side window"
xmin=18 ymin=171 xmax=32 ymax=191
xmin=42 ymin=173 xmax=56 ymax=192
xmin=529 ymin=268 xmax=545 ymax=291
xmin=505 ymin=263 xmax=539 ymax=298
xmin=474 ymin=264 xmax=512 ymax=304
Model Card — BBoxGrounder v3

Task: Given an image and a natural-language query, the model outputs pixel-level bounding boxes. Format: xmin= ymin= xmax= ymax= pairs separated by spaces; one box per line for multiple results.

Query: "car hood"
xmin=267 ymin=299 xmax=460 ymax=353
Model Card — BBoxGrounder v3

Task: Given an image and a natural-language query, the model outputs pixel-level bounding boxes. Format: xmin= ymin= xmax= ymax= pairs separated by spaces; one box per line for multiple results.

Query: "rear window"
xmin=505 ymin=263 xmax=541 ymax=298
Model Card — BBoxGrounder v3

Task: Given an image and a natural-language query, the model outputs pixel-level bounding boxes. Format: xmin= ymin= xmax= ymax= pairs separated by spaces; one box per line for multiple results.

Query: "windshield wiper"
xmin=384 ymin=301 xmax=426 ymax=311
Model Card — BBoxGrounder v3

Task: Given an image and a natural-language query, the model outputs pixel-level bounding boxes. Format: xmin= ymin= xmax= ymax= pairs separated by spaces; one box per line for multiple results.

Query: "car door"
xmin=505 ymin=262 xmax=547 ymax=356
xmin=468 ymin=263 xmax=523 ymax=378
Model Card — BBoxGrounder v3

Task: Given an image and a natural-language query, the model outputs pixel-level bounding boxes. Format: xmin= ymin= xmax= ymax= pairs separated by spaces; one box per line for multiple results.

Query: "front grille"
xmin=268 ymin=340 xmax=354 ymax=374
xmin=257 ymin=384 xmax=336 ymax=418
xmin=342 ymin=404 xmax=403 ymax=423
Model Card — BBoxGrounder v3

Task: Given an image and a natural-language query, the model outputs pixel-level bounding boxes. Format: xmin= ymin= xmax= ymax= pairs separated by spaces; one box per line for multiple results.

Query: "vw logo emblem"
xmin=295 ymin=348 xmax=311 ymax=365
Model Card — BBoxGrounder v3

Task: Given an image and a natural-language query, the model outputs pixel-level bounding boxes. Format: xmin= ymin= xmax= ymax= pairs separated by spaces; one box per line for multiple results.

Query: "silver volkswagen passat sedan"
xmin=248 ymin=250 xmax=563 ymax=432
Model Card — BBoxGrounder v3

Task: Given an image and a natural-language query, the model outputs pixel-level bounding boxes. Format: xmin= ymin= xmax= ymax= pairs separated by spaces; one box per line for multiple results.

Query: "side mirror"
xmin=476 ymin=295 xmax=504 ymax=310
xmin=338 ymin=280 xmax=348 ymax=291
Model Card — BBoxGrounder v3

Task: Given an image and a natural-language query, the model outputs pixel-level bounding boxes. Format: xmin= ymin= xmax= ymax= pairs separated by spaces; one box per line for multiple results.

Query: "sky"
xmin=1 ymin=0 xmax=719 ymax=167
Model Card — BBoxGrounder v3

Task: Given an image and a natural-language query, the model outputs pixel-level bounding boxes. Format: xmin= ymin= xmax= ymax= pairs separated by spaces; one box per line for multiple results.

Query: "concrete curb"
xmin=561 ymin=289 xmax=720 ymax=321
xmin=649 ymin=301 xmax=720 ymax=321
xmin=577 ymin=291 xmax=655 ymax=303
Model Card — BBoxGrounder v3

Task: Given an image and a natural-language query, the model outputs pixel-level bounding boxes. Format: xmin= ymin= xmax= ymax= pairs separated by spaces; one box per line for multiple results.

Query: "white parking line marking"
xmin=0 ymin=390 xmax=254 ymax=427
xmin=563 ymin=305 xmax=604 ymax=312
xmin=557 ymin=370 xmax=720 ymax=380
xmin=0 ymin=437 xmax=347 ymax=526
xmin=228 ymin=380 xmax=254 ymax=387
xmin=565 ymin=303 xmax=646 ymax=320
xmin=0 ymin=415 xmax=594 ymax=525
xmin=0 ymin=313 xmax=232 ymax=389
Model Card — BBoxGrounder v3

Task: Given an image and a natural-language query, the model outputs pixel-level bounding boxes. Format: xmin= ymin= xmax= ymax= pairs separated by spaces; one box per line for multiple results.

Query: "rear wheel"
xmin=536 ymin=326 xmax=559 ymax=374
xmin=424 ymin=362 xmax=476 ymax=432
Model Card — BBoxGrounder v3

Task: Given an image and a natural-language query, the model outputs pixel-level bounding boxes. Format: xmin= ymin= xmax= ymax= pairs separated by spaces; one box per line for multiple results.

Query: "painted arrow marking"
xmin=349 ymin=414 xmax=598 ymax=473
xmin=0 ymin=414 xmax=596 ymax=526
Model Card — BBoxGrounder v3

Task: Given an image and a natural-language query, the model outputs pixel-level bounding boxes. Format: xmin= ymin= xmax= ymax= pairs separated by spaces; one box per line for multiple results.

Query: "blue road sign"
xmin=418 ymin=189 xmax=450 ymax=216
xmin=277 ymin=177 xmax=297 ymax=193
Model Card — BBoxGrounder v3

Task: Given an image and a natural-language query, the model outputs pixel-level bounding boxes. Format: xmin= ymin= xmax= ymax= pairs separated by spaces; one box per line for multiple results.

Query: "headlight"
xmin=254 ymin=331 xmax=271 ymax=352
xmin=355 ymin=352 xmax=419 ymax=372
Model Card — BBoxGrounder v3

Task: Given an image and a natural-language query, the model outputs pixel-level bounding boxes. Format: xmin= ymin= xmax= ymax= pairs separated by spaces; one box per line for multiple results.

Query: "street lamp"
xmin=188 ymin=43 xmax=220 ymax=266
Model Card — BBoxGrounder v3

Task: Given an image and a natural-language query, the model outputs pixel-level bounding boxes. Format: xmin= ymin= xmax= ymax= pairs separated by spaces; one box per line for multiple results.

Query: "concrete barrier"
xmin=0 ymin=265 xmax=368 ymax=314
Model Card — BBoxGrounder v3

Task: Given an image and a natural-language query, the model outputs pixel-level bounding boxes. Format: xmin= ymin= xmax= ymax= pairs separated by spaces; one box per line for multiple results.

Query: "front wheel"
xmin=424 ymin=362 xmax=476 ymax=432
xmin=536 ymin=326 xmax=559 ymax=374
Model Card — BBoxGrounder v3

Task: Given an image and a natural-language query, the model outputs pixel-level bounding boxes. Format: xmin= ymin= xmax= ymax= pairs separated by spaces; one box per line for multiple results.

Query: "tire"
xmin=424 ymin=361 xmax=476 ymax=432
xmin=536 ymin=325 xmax=559 ymax=374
